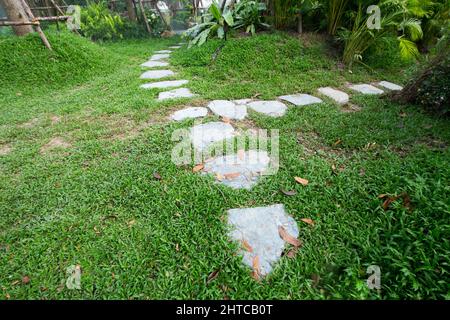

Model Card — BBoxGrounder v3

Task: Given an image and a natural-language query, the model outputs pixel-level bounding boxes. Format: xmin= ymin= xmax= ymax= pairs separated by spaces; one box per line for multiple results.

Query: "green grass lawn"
xmin=0 ymin=31 xmax=448 ymax=300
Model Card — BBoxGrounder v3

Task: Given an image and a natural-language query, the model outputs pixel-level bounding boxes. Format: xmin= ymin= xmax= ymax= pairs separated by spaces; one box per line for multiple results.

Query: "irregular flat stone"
xmin=150 ymin=54 xmax=170 ymax=61
xmin=279 ymin=94 xmax=323 ymax=106
xmin=140 ymin=80 xmax=188 ymax=89
xmin=233 ymin=99 xmax=253 ymax=105
xmin=190 ymin=122 xmax=235 ymax=151
xmin=247 ymin=101 xmax=287 ymax=117
xmin=228 ymin=204 xmax=299 ymax=276
xmin=141 ymin=61 xmax=169 ymax=68
xmin=207 ymin=100 xmax=247 ymax=120
xmin=171 ymin=107 xmax=208 ymax=121
xmin=348 ymin=84 xmax=384 ymax=95
xmin=158 ymin=88 xmax=196 ymax=101
xmin=169 ymin=46 xmax=181 ymax=49
xmin=140 ymin=70 xmax=175 ymax=80
xmin=377 ymin=81 xmax=403 ymax=91
xmin=202 ymin=150 xmax=270 ymax=189
xmin=317 ymin=87 xmax=349 ymax=105
xmin=155 ymin=50 xmax=172 ymax=54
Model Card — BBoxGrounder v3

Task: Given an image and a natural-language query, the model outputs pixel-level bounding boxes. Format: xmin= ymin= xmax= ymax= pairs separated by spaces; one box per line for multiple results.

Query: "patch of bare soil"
xmin=18 ymin=118 xmax=39 ymax=128
xmin=341 ymin=103 xmax=362 ymax=113
xmin=0 ymin=144 xmax=12 ymax=156
xmin=40 ymin=137 xmax=71 ymax=154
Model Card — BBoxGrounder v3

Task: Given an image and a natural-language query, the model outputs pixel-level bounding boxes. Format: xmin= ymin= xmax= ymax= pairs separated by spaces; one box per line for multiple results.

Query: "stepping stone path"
xmin=202 ymin=150 xmax=271 ymax=189
xmin=158 ymin=88 xmax=196 ymax=101
xmin=348 ymin=84 xmax=384 ymax=95
xmin=190 ymin=122 xmax=235 ymax=152
xmin=279 ymin=94 xmax=323 ymax=106
xmin=377 ymin=81 xmax=403 ymax=91
xmin=171 ymin=107 xmax=208 ymax=121
xmin=135 ymin=46 xmax=403 ymax=278
xmin=318 ymin=87 xmax=349 ymax=105
xmin=140 ymin=70 xmax=176 ymax=80
xmin=141 ymin=80 xmax=188 ymax=89
xmin=228 ymin=204 xmax=299 ymax=276
xmin=247 ymin=101 xmax=287 ymax=117
xmin=208 ymin=100 xmax=248 ymax=120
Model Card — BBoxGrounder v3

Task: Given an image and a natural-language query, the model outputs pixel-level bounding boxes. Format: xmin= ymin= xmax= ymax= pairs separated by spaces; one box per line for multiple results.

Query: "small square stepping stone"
xmin=158 ymin=88 xmax=196 ymax=101
xmin=190 ymin=122 xmax=235 ymax=151
xmin=150 ymin=54 xmax=170 ymax=61
xmin=207 ymin=100 xmax=247 ymax=120
xmin=140 ymin=70 xmax=175 ymax=80
xmin=171 ymin=107 xmax=208 ymax=121
xmin=141 ymin=61 xmax=169 ymax=68
xmin=202 ymin=150 xmax=271 ymax=189
xmin=228 ymin=204 xmax=299 ymax=276
xmin=377 ymin=81 xmax=403 ymax=91
xmin=317 ymin=87 xmax=349 ymax=105
xmin=279 ymin=94 xmax=323 ymax=106
xmin=140 ymin=80 xmax=188 ymax=89
xmin=247 ymin=101 xmax=287 ymax=117
xmin=155 ymin=50 xmax=172 ymax=54
xmin=348 ymin=84 xmax=384 ymax=95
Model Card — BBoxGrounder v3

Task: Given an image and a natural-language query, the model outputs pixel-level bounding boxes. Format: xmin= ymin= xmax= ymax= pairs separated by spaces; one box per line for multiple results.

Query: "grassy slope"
xmin=0 ymin=32 xmax=448 ymax=299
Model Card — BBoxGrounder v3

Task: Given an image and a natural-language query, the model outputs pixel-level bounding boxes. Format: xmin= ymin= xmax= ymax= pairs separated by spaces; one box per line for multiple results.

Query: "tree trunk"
xmin=297 ymin=13 xmax=303 ymax=34
xmin=126 ymin=0 xmax=136 ymax=21
xmin=1 ymin=0 xmax=34 ymax=36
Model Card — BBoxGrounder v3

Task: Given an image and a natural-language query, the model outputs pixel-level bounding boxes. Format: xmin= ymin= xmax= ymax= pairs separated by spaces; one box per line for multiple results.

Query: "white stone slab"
xmin=190 ymin=122 xmax=235 ymax=151
xmin=377 ymin=81 xmax=403 ymax=91
xmin=155 ymin=50 xmax=172 ymax=54
xmin=279 ymin=94 xmax=323 ymax=106
xmin=140 ymin=70 xmax=175 ymax=80
xmin=202 ymin=150 xmax=270 ymax=189
xmin=318 ymin=87 xmax=349 ymax=105
xmin=141 ymin=61 xmax=169 ymax=68
xmin=158 ymin=88 xmax=196 ymax=100
xmin=171 ymin=107 xmax=208 ymax=121
xmin=247 ymin=101 xmax=287 ymax=117
xmin=150 ymin=54 xmax=170 ymax=61
xmin=348 ymin=84 xmax=384 ymax=95
xmin=207 ymin=100 xmax=247 ymax=120
xmin=233 ymin=99 xmax=253 ymax=105
xmin=140 ymin=80 xmax=189 ymax=89
xmin=169 ymin=46 xmax=181 ymax=49
xmin=228 ymin=204 xmax=299 ymax=276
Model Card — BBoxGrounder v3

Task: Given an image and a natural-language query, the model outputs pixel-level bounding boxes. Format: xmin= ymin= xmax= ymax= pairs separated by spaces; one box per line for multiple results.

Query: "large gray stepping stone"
xmin=317 ymin=87 xmax=349 ymax=105
xmin=140 ymin=70 xmax=175 ymax=80
xmin=155 ymin=50 xmax=172 ymax=54
xmin=279 ymin=94 xmax=323 ymax=106
xmin=158 ymin=88 xmax=196 ymax=101
xmin=247 ymin=101 xmax=287 ymax=117
xmin=377 ymin=81 xmax=403 ymax=91
xmin=140 ymin=80 xmax=188 ymax=89
xmin=207 ymin=100 xmax=247 ymax=120
xmin=150 ymin=54 xmax=170 ymax=61
xmin=348 ymin=84 xmax=384 ymax=95
xmin=141 ymin=61 xmax=169 ymax=68
xmin=171 ymin=107 xmax=208 ymax=121
xmin=228 ymin=204 xmax=299 ymax=276
xmin=169 ymin=46 xmax=181 ymax=49
xmin=202 ymin=150 xmax=270 ymax=189
xmin=190 ymin=122 xmax=235 ymax=151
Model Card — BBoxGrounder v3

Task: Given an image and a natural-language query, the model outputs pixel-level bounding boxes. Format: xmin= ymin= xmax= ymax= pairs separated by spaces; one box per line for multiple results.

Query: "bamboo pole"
xmin=153 ymin=0 xmax=171 ymax=31
xmin=138 ymin=0 xmax=152 ymax=34
xmin=20 ymin=0 xmax=52 ymax=50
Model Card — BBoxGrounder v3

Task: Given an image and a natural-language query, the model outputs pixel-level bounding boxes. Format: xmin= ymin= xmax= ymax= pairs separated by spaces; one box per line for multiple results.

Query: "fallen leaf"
xmin=359 ymin=168 xmax=366 ymax=176
xmin=216 ymin=173 xmax=223 ymax=181
xmin=294 ymin=176 xmax=309 ymax=186
xmin=301 ymin=218 xmax=315 ymax=226
xmin=224 ymin=172 xmax=241 ymax=180
xmin=175 ymin=243 xmax=179 ymax=252
xmin=331 ymin=164 xmax=337 ymax=172
xmin=378 ymin=194 xmax=389 ymax=199
xmin=281 ymin=189 xmax=297 ymax=196
xmin=241 ymin=239 xmax=253 ymax=253
xmin=94 ymin=226 xmax=101 ymax=235
xmin=278 ymin=226 xmax=302 ymax=247
xmin=153 ymin=172 xmax=162 ymax=180
xmin=127 ymin=220 xmax=136 ymax=227
xmin=207 ymin=270 xmax=220 ymax=284
xmin=251 ymin=256 xmax=261 ymax=281
xmin=401 ymin=192 xmax=412 ymax=211
xmin=22 ymin=276 xmax=30 ymax=285
xmin=400 ymin=112 xmax=407 ymax=118
xmin=5 ymin=293 xmax=10 ymax=299
xmin=286 ymin=247 xmax=298 ymax=258
xmin=192 ymin=164 xmax=204 ymax=173
xmin=11 ymin=280 xmax=19 ymax=286
xmin=333 ymin=139 xmax=342 ymax=146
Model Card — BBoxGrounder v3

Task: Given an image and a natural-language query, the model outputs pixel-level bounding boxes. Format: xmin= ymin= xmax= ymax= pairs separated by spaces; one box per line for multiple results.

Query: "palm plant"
xmin=327 ymin=0 xmax=349 ymax=35
xmin=233 ymin=0 xmax=270 ymax=35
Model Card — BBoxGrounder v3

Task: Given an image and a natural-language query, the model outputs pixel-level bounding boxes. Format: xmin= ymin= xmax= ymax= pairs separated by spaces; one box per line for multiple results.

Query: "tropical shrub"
xmin=80 ymin=1 xmax=125 ymax=41
xmin=234 ymin=0 xmax=270 ymax=35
